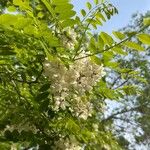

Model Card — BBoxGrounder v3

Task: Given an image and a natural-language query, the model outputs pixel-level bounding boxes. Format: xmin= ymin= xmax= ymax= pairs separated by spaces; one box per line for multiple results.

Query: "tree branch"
xmin=113 ymin=78 xmax=129 ymax=90
xmin=74 ymin=25 xmax=149 ymax=61
xmin=101 ymin=102 xmax=148 ymax=123
xmin=73 ymin=5 xmax=107 ymax=60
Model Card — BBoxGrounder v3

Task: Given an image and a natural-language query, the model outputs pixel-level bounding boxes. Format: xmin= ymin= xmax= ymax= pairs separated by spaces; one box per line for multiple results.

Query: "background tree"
xmin=102 ymin=11 xmax=150 ymax=149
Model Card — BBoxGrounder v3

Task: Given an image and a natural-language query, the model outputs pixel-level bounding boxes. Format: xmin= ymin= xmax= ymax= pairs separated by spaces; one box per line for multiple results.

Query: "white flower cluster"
xmin=43 ymin=27 xmax=106 ymax=120
xmin=5 ymin=123 xmax=38 ymax=134
xmin=43 ymin=55 xmax=105 ymax=119
xmin=53 ymin=137 xmax=82 ymax=150
xmin=61 ymin=27 xmax=78 ymax=51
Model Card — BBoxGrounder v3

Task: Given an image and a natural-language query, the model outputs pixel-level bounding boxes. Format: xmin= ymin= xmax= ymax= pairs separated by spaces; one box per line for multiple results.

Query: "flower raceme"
xmin=43 ymin=27 xmax=106 ymax=120
xmin=43 ymin=54 xmax=106 ymax=120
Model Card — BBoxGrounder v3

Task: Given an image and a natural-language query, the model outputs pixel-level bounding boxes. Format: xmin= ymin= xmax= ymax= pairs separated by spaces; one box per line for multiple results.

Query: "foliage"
xmin=103 ymin=11 xmax=150 ymax=149
xmin=0 ymin=0 xmax=150 ymax=149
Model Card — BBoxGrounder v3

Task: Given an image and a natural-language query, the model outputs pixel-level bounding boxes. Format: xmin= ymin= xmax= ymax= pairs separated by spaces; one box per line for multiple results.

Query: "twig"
xmin=113 ymin=78 xmax=129 ymax=90
xmin=101 ymin=102 xmax=148 ymax=123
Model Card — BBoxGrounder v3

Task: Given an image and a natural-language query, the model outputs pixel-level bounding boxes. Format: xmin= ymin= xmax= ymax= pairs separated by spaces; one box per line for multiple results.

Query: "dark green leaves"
xmin=81 ymin=9 xmax=86 ymax=17
xmin=35 ymin=83 xmax=50 ymax=101
xmin=39 ymin=83 xmax=51 ymax=92
xmin=4 ymin=130 xmax=20 ymax=142
xmin=35 ymin=91 xmax=49 ymax=101
xmin=0 ymin=50 xmax=16 ymax=55
xmin=0 ymin=45 xmax=16 ymax=56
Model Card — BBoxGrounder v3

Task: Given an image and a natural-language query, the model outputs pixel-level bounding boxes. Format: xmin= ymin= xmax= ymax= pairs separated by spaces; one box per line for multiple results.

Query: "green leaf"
xmin=106 ymin=61 xmax=119 ymax=69
xmin=137 ymin=34 xmax=150 ymax=45
xmin=7 ymin=6 xmax=16 ymax=12
xmin=15 ymin=16 xmax=32 ymax=29
xmin=58 ymin=10 xmax=76 ymax=20
xmin=39 ymin=84 xmax=51 ymax=92
xmin=39 ymin=99 xmax=49 ymax=111
xmin=89 ymin=37 xmax=97 ymax=53
xmin=81 ymin=9 xmax=86 ymax=17
xmin=41 ymin=0 xmax=55 ymax=18
xmin=94 ymin=0 xmax=99 ymax=5
xmin=95 ymin=15 xmax=103 ymax=26
xmin=123 ymin=41 xmax=145 ymax=51
xmin=143 ymin=18 xmax=150 ymax=26
xmin=112 ymin=47 xmax=127 ymax=55
xmin=95 ymin=18 xmax=103 ymax=26
xmin=104 ymin=10 xmax=111 ymax=20
xmin=91 ymin=19 xmax=98 ymax=29
xmin=36 ymin=5 xmax=43 ymax=10
xmin=61 ymin=19 xmax=77 ymax=27
xmin=126 ymin=31 xmax=137 ymax=37
xmin=4 ymin=130 xmax=12 ymax=140
xmin=114 ymin=7 xmax=118 ymax=14
xmin=86 ymin=2 xmax=92 ymax=10
xmin=99 ymin=81 xmax=117 ymax=99
xmin=91 ymin=56 xmax=102 ymax=65
xmin=37 ymin=12 xmax=44 ymax=18
xmin=39 ymin=144 xmax=51 ymax=149
xmin=35 ymin=92 xmax=49 ymax=101
xmin=0 ymin=50 xmax=16 ymax=55
xmin=23 ymin=25 xmax=39 ymax=37
xmin=54 ymin=4 xmax=74 ymax=13
xmin=98 ymin=35 xmax=104 ymax=50
xmin=100 ymin=32 xmax=114 ymax=46
xmin=52 ymin=0 xmax=69 ymax=5
xmin=13 ymin=0 xmax=31 ymax=10
xmin=112 ymin=31 xmax=126 ymax=40
xmin=0 ymin=14 xmax=17 ymax=26
xmin=97 ymin=13 xmax=106 ymax=22
xmin=103 ymin=51 xmax=114 ymax=62
xmin=122 ymin=85 xmax=139 ymax=95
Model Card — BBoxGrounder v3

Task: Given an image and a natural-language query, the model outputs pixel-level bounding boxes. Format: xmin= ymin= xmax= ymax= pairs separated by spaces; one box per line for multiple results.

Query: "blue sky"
xmin=72 ymin=0 xmax=150 ymax=33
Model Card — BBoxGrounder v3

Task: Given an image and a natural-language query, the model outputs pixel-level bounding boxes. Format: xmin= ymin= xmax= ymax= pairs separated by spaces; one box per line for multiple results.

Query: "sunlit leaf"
xmin=123 ymin=41 xmax=145 ymax=51
xmin=94 ymin=0 xmax=99 ymax=5
xmin=86 ymin=2 xmax=92 ymax=10
xmin=137 ymin=33 xmax=150 ymax=45
xmin=143 ymin=18 xmax=150 ymax=26
xmin=112 ymin=31 xmax=126 ymax=40
xmin=100 ymin=32 xmax=114 ymax=46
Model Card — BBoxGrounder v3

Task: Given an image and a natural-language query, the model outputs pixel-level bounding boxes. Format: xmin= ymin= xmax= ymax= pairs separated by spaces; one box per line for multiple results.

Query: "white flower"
xmin=92 ymin=123 xmax=99 ymax=132
xmin=79 ymin=113 xmax=88 ymax=120
xmin=61 ymin=27 xmax=78 ymax=50
xmin=54 ymin=136 xmax=82 ymax=150
xmin=43 ymin=51 xmax=106 ymax=118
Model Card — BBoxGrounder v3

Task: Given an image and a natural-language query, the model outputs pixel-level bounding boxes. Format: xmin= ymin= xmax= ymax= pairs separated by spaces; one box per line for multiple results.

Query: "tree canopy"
xmin=0 ymin=0 xmax=150 ymax=149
